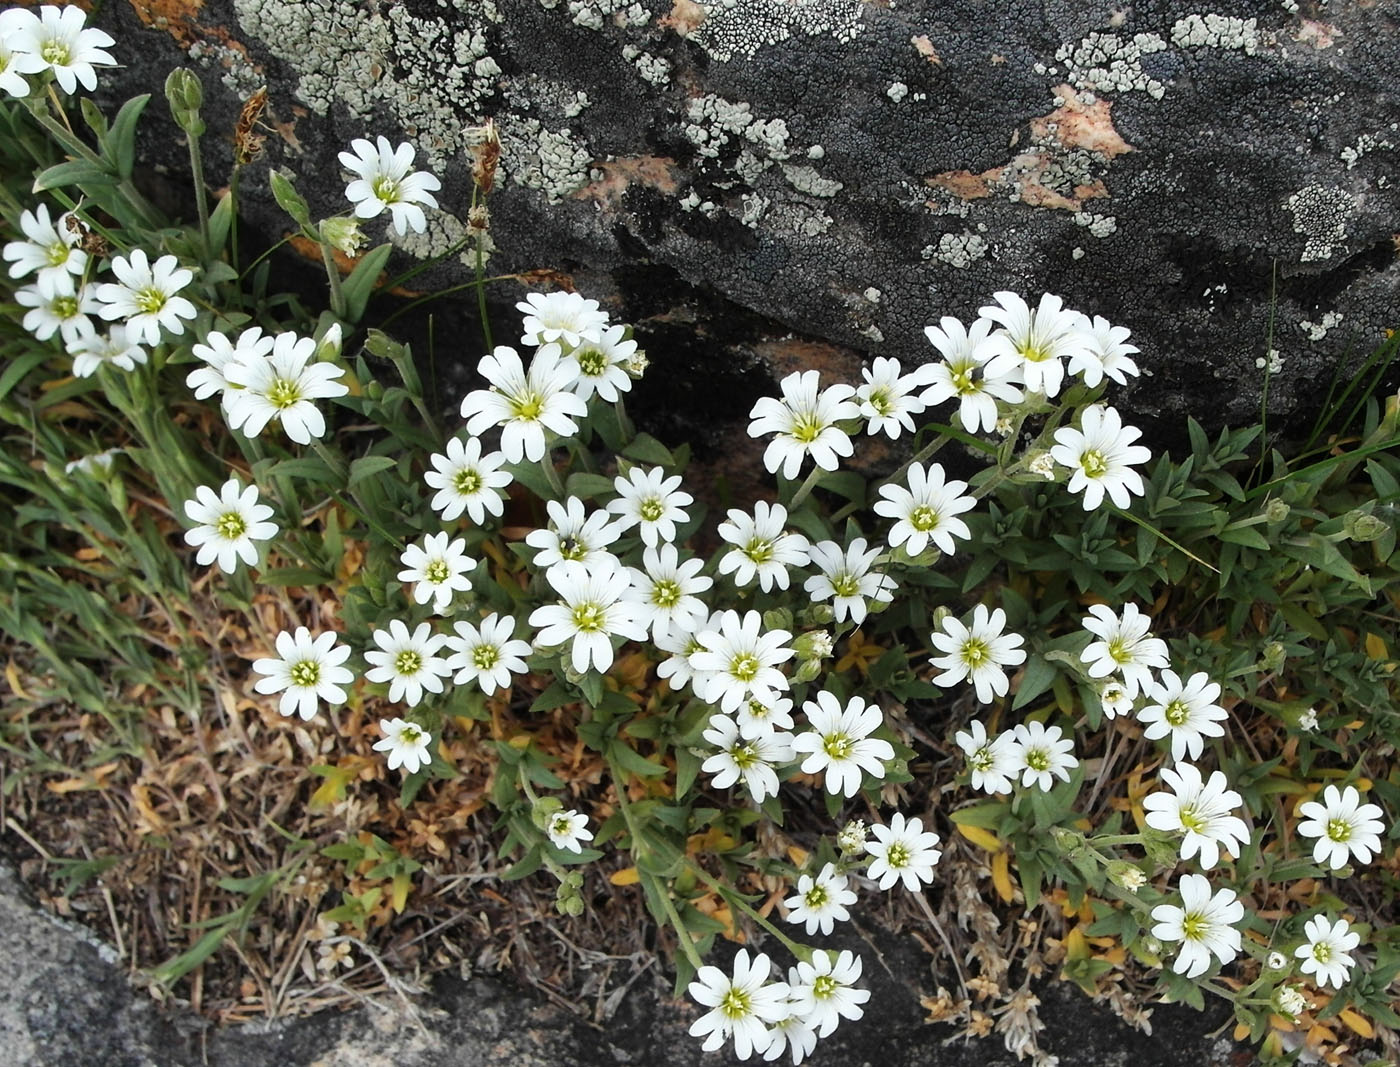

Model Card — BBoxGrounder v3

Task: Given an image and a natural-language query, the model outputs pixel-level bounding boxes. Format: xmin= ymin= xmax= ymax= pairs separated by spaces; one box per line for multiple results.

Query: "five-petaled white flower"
xmin=784 ymin=863 xmax=857 ymax=936
xmin=94 ymin=250 xmax=197 ymax=346
xmin=1098 ymin=679 xmax=1134 ymax=720
xmin=687 ymin=950 xmax=791 ymax=1060
xmin=608 ymin=465 xmax=692 ymax=547
xmin=701 ymin=714 xmax=794 ymax=803
xmin=525 ymin=495 xmax=624 ymax=572
xmin=182 ymin=477 xmax=277 ymax=573
xmin=763 ymin=1006 xmax=818 ymax=1066
xmin=566 ymin=323 xmax=636 ymax=400
xmin=856 ymin=356 xmax=934 ymax=438
xmin=517 ymin=290 xmax=610 ymax=350
xmin=423 ymin=436 xmax=512 ymax=523
xmin=1296 ymin=785 xmax=1386 ymax=871
xmin=338 ymin=135 xmax=441 ymax=235
xmin=1009 ymin=720 xmax=1078 ymax=791
xmin=623 ymin=543 xmax=712 ymax=639
xmin=444 ymin=612 xmax=532 ymax=693
xmin=690 ymin=609 xmax=794 ymax=714
xmin=397 ymin=532 xmax=476 ymax=614
xmin=747 ymin=369 xmax=860 ymax=480
xmin=716 ymin=500 xmax=810 ymax=592
xmin=1150 ymin=873 xmax=1244 ymax=978
xmin=874 ymin=461 xmax=976 ymax=558
xmin=251 ymin=627 xmax=355 ymax=721
xmin=3 ymin=203 xmax=87 ymax=293
xmin=1143 ymin=763 xmax=1252 ymax=870
xmin=1079 ymin=602 xmax=1169 ymax=698
xmin=67 ymin=324 xmax=147 ymax=378
xmin=459 ymin=344 xmax=586 ymax=463
xmin=363 ymin=621 xmax=451 ymax=707
xmin=788 ymin=949 xmax=870 ymax=1038
xmin=0 ymin=10 xmax=49 ymax=98
xmin=1138 ymin=670 xmax=1228 ymax=763
xmin=1294 ymin=915 xmax=1361 ymax=989
xmin=920 ymin=315 xmax=1023 ymax=434
xmin=791 ymin=691 xmax=894 ymax=797
xmin=734 ymin=694 xmax=796 ymax=740
xmin=528 ymin=559 xmax=647 ymax=675
xmin=16 ymin=277 xmax=98 ymax=343
xmin=954 ymin=719 xmax=1019 ymax=795
xmin=373 ymin=717 xmax=433 ymax=774
xmin=803 ymin=538 xmax=895 ymax=625
xmin=979 ymin=291 xmax=1090 ymax=398
xmin=653 ymin=608 xmax=721 ymax=694
xmin=929 ymin=604 xmax=1027 ymax=704
xmin=223 ymin=331 xmax=349 ymax=444
xmin=546 ymin=808 xmax=594 ymax=853
xmin=1068 ymin=312 xmax=1141 ymax=387
xmin=5 ymin=5 xmax=115 ymax=95
xmin=1050 ymin=404 xmax=1152 ymax=511
xmin=187 ymin=327 xmax=274 ymax=405
xmin=864 ymin=812 xmax=942 ymax=891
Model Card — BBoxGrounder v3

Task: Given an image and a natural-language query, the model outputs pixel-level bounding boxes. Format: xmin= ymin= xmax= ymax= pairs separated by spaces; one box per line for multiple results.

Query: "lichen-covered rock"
xmin=98 ymin=0 xmax=1399 ymax=443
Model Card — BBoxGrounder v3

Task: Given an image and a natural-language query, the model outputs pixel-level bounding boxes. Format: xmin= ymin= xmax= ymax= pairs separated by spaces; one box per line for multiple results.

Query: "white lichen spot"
xmin=860 ymin=324 xmax=884 ymax=342
xmin=1339 ymin=126 xmax=1397 ymax=170
xmin=1071 ymin=246 xmax=1086 ymax=259
xmin=922 ymin=231 xmax=989 ymax=269
xmin=1299 ymin=311 xmax=1343 ymax=341
xmin=1054 ymin=31 xmax=1168 ymax=99
xmin=1073 ymin=211 xmax=1118 ymax=238
xmin=1255 ymin=348 xmax=1283 ymax=372
xmin=499 ymin=118 xmax=594 ymax=202
xmin=863 ymin=287 xmax=882 ymax=303
xmin=690 ymin=0 xmax=865 ymax=62
xmin=740 ymin=192 xmax=770 ymax=227
xmin=781 ymin=164 xmax=843 ymax=197
xmin=390 ymin=209 xmax=485 ymax=265
xmin=1171 ymin=13 xmax=1259 ymax=53
xmin=622 ymin=45 xmax=672 ymax=87
xmin=887 ymin=81 xmax=909 ymax=102
xmin=1285 ymin=184 xmax=1354 ymax=262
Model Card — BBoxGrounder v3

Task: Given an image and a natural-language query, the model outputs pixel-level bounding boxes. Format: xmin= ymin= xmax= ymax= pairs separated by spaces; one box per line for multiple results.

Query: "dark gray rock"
xmin=90 ymin=0 xmax=1399 ymax=449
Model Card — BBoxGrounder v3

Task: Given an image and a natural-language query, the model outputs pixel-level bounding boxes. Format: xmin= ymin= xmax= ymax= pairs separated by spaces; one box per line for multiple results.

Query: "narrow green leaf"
xmin=33 ymin=160 xmax=119 ymax=192
xmin=108 ymin=94 xmax=151 ymax=178
xmin=348 ymin=454 xmax=398 ymax=488
xmin=341 ymin=243 xmax=394 ymax=323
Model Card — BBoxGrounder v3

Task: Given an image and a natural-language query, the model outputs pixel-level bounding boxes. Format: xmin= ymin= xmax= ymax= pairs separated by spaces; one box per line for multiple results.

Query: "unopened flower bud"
xmin=321 ymin=216 xmax=367 ymax=257
xmin=792 ymin=658 xmax=823 ymax=684
xmin=1050 ymin=826 xmax=1084 ymax=853
xmin=837 ymin=820 xmax=868 ymax=856
xmin=763 ymin=607 xmax=794 ymax=633
xmin=530 ymin=796 xmax=563 ymax=830
xmin=1266 ymin=951 xmax=1288 ymax=971
xmin=798 ymin=603 xmax=835 ymax=626
xmin=164 ymin=68 xmax=205 ymax=136
xmin=64 ymin=449 xmax=119 ymax=478
xmin=1343 ymin=509 xmax=1389 ymax=543
xmin=1028 ymin=452 xmax=1056 ymax=480
xmin=1260 ymin=641 xmax=1286 ymax=671
xmin=1107 ymin=861 xmax=1146 ymax=891
xmin=316 ymin=322 xmax=343 ymax=362
xmin=794 ymin=630 xmax=834 ymax=661
xmin=1264 ymin=498 xmax=1291 ymax=524
xmin=1273 ymin=985 xmax=1306 ymax=1018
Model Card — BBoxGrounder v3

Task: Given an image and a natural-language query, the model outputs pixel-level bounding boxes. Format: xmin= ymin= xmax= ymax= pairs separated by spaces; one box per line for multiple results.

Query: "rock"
xmin=87 ymin=0 xmax=1399 ymax=448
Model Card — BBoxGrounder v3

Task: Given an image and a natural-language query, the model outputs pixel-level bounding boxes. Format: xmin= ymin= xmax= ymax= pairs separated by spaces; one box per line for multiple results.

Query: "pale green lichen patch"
xmin=1285 ymin=183 xmax=1355 ymax=263
xmin=688 ymin=0 xmax=864 ymax=62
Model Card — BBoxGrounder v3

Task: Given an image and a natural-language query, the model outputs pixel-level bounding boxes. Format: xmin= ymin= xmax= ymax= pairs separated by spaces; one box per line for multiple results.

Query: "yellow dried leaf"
xmin=1064 ymin=925 xmax=1089 ymax=960
xmin=1233 ymin=1022 xmax=1251 ymax=1042
xmin=786 ymin=846 xmax=810 ymax=868
xmin=391 ymin=872 xmax=412 ymax=914
xmin=956 ymin=823 xmax=1003 ymax=852
xmin=609 ymin=867 xmax=640 ymax=886
xmin=1338 ymin=1009 xmax=1374 ymax=1039
xmin=991 ymin=851 xmax=1015 ymax=904
xmin=1363 ymin=632 xmax=1387 ymax=660
xmin=5 ymin=661 xmax=30 ymax=700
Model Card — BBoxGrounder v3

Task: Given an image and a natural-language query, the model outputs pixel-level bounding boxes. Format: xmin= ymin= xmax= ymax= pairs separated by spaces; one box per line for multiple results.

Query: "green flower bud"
xmin=164 ymin=68 xmax=205 ymax=136
xmin=1264 ymin=498 xmax=1291 ymax=524
xmin=1343 ymin=509 xmax=1389 ymax=543
xmin=1260 ymin=641 xmax=1286 ymax=672
xmin=321 ymin=216 xmax=367 ymax=257
xmin=1107 ymin=861 xmax=1146 ymax=891
xmin=792 ymin=658 xmax=823 ymax=684
xmin=1049 ymin=826 xmax=1084 ymax=853
xmin=530 ymin=796 xmax=563 ymax=831
xmin=793 ymin=630 xmax=833 ymax=661
xmin=762 ymin=607 xmax=794 ymax=633
xmin=316 ymin=322 xmax=344 ymax=363
xmin=798 ymin=603 xmax=835 ymax=626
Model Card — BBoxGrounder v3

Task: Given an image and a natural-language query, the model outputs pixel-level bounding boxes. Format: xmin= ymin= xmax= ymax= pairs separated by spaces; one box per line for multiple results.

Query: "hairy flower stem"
xmin=539 ymin=452 xmax=566 ymax=499
xmin=786 ymin=464 xmax=825 ymax=511
xmin=471 ymin=186 xmax=492 ymax=352
xmin=687 ymin=861 xmax=814 ymax=965
xmin=185 ymin=130 xmax=211 ymax=257
xmin=878 ymin=428 xmax=953 ymax=495
xmin=319 ymin=236 xmax=347 ymax=320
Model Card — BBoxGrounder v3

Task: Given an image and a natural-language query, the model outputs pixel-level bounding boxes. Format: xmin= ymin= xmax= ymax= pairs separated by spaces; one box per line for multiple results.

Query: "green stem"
xmin=686 ymin=861 xmax=812 ymax=963
xmin=228 ymin=164 xmax=243 ymax=290
xmin=319 ymin=235 xmax=347 ymax=320
xmin=1089 ymin=833 xmax=1143 ymax=849
xmin=650 ymin=871 xmax=707 ymax=973
xmin=786 ymin=465 xmax=825 ymax=511
xmin=879 ymin=428 xmax=954 ymax=494
xmin=613 ymin=396 xmax=635 ymax=446
xmin=185 ymin=129 xmax=211 ymax=255
xmin=540 ymin=451 xmax=566 ymax=499
xmin=472 ymin=186 xmax=493 ymax=352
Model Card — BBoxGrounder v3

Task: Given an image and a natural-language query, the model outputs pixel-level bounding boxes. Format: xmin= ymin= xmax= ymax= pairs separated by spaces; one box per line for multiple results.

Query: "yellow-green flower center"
xmin=960 ymin=637 xmax=988 ymax=668
xmin=804 ymin=884 xmax=828 ymax=908
xmin=453 ymin=468 xmax=482 ymax=494
xmin=1020 ymin=339 xmax=1050 ymax=364
xmin=1107 ymin=637 xmax=1133 ymax=664
xmin=949 ymin=360 xmax=977 ymax=396
xmin=267 ymin=377 xmax=302 ymax=409
xmin=791 ymin=413 xmax=823 ymax=444
xmin=1178 ymin=805 xmax=1204 ymax=833
xmin=910 ymin=505 xmax=939 ymax=532
xmin=558 ymin=537 xmax=587 ymax=561
xmin=394 ymin=649 xmax=423 ymax=675
xmin=969 ymin=746 xmax=994 ymax=773
xmin=812 ymin=974 xmax=838 ymax=1000
xmin=1081 ymin=449 xmax=1109 ymax=479
xmin=576 ymin=347 xmax=607 ymax=376
xmin=731 ymin=742 xmax=759 ymax=770
xmin=1181 ymin=911 xmax=1208 ymax=941
xmin=652 ymin=579 xmax=680 ymax=608
xmin=289 ymin=659 xmax=321 ymax=688
xmin=134 ymin=287 xmax=167 ymax=315
xmin=1024 ymin=747 xmax=1050 ymax=772
xmin=823 ymin=733 xmax=853 ymax=760
xmin=1326 ymin=818 xmax=1352 ymax=843
xmin=46 ymin=241 xmax=71 ymax=267
xmin=832 ymin=573 xmax=861 ymax=598
xmin=371 ymin=176 xmax=401 ymax=203
xmin=215 ymin=511 xmax=247 ymax=540
xmin=885 ymin=841 xmax=911 ymax=869
xmin=424 ymin=559 xmax=450 ymax=584
xmin=639 ymin=498 xmax=665 ymax=522
xmin=572 ymin=602 xmax=606 ymax=632
xmin=719 ymin=987 xmax=752 ymax=1020
xmin=730 ymin=652 xmax=759 ymax=682
xmin=399 ymin=723 xmax=423 ymax=744
xmin=472 ymin=645 xmax=499 ymax=670
xmin=1312 ymin=942 xmax=1332 ymax=963
xmin=1164 ymin=699 xmax=1191 ymax=727
xmin=510 ymin=391 xmax=544 ymax=420
xmin=40 ymin=39 xmax=71 ymax=65
xmin=744 ymin=538 xmax=773 ymax=563
xmin=51 ymin=295 xmax=78 ymax=318
xmin=867 ymin=389 xmax=892 ymax=415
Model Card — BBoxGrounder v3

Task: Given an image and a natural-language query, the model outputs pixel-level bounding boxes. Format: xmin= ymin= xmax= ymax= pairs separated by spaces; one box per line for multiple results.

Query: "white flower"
xmin=690 ymin=609 xmax=794 ymax=713
xmin=16 ymin=277 xmax=98 ymax=343
xmin=1009 ymin=720 xmax=1078 ymax=791
xmin=791 ymin=690 xmax=894 ymax=797
xmin=1275 ymin=985 xmax=1307 ymax=1017
xmin=954 ymin=719 xmax=1019 ymax=795
xmin=3 ymin=203 xmax=87 ymax=293
xmin=372 ymin=717 xmax=433 ymax=774
xmin=836 ymin=820 xmax=868 ymax=856
xmin=525 ymin=495 xmax=625 ymax=571
xmin=1067 ymin=312 xmax=1141 ymax=387
xmin=517 ymin=290 xmax=609 ymax=349
xmin=423 ymin=436 xmax=512 ymax=524
xmin=784 ymin=863 xmax=857 ymax=936
xmin=1297 ymin=707 xmax=1319 ymax=732
xmin=803 ymin=538 xmax=895 ymax=625
xmin=182 ymin=478 xmax=277 ymax=573
xmin=1028 ymin=452 xmax=1056 ymax=479
xmin=1079 ymin=602 xmax=1170 ymax=697
xmin=0 ymin=10 xmax=48 ymax=98
xmin=788 ymin=949 xmax=870 ymax=1038
xmin=397 ymin=532 xmax=476 ymax=614
xmin=1296 ymin=785 xmax=1386 ymax=871
xmin=6 ymin=5 xmax=115 ymax=95
xmin=338 ymin=135 xmax=441 ymax=235
xmin=251 ymin=627 xmax=354 ymax=721
xmin=223 ymin=332 xmax=349 ymax=444
xmin=546 ymin=809 xmax=594 ymax=853
xmin=608 ymin=465 xmax=692 ymax=547
xmin=864 ymin=812 xmax=942 ymax=891
xmin=701 ymin=714 xmax=793 ymax=803
xmin=444 ymin=612 xmax=532 ymax=693
xmin=1138 ymin=670 xmax=1228 ymax=763
xmin=873 ymin=461 xmax=975 ymax=557
xmin=1049 ymin=404 xmax=1153 ymax=511
xmin=979 ymin=291 xmax=1090 ymax=398
xmin=459 ymin=344 xmax=586 ymax=463
xmin=94 ymin=250 xmax=197 ymax=346
xmin=653 ymin=610 xmax=719 ymax=694
xmin=623 ymin=543 xmax=712 ymax=639
xmin=688 ymin=950 xmax=791 ymax=1060
xmin=747 ymin=370 xmax=860 ymax=480
xmin=186 ymin=327 xmax=274 ymax=404
xmin=1149 ymin=873 xmax=1245 ymax=978
xmin=66 ymin=324 xmax=146 ymax=378
xmin=64 ymin=449 xmax=119 ymax=477
xmin=1294 ymin=915 xmax=1361 ymax=989
xmin=1142 ymin=763 xmax=1252 ymax=870
xmin=528 ymin=559 xmax=647 ymax=674
xmin=717 ymin=500 xmax=810 ymax=592
xmin=856 ymin=356 xmax=933 ymax=438
xmin=566 ymin=323 xmax=635 ymax=400
xmin=929 ymin=604 xmax=1027 ymax=704
xmin=761 ymin=1008 xmax=818 ymax=1066
xmin=363 ymin=621 xmax=451 ymax=707
xmin=735 ymin=695 xmax=795 ymax=740
xmin=1099 ymin=680 xmax=1134 ymax=719
xmin=919 ymin=315 xmax=1023 ymax=433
